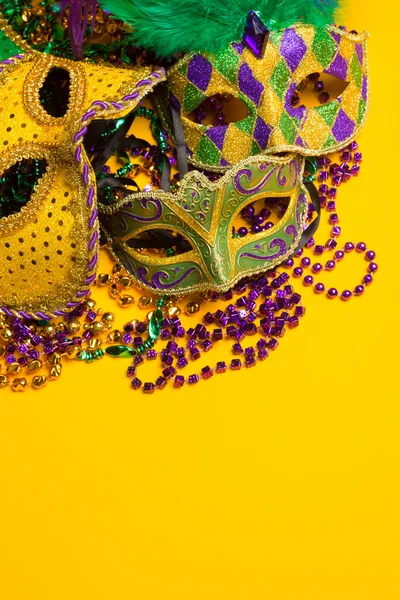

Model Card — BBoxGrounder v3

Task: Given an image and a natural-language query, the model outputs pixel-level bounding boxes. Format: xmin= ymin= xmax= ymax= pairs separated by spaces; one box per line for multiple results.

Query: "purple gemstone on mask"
xmin=253 ymin=116 xmax=272 ymax=149
xmin=243 ymin=11 xmax=270 ymax=58
xmin=187 ymin=55 xmax=212 ymax=91
xmin=332 ymin=109 xmax=355 ymax=142
xmin=325 ymin=53 xmax=347 ymax=80
xmin=280 ymin=28 xmax=307 ymax=72
xmin=232 ymin=41 xmax=245 ymax=55
xmin=205 ymin=125 xmax=228 ymax=150
xmin=238 ymin=63 xmax=264 ymax=106
xmin=362 ymin=75 xmax=368 ymax=101
xmin=355 ymin=43 xmax=364 ymax=65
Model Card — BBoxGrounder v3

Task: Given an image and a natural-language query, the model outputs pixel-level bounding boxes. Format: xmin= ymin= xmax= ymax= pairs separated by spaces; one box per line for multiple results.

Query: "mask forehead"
xmin=165 ymin=24 xmax=369 ymax=170
xmin=100 ymin=154 xmax=308 ymax=294
xmin=0 ymin=43 xmax=165 ymax=319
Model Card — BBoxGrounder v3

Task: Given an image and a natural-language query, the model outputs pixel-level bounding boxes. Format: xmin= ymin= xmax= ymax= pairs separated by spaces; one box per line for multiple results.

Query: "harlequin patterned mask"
xmin=0 ymin=18 xmax=165 ymax=319
xmin=99 ymin=1 xmax=369 ymax=170
xmin=100 ymin=154 xmax=308 ymax=294
xmin=163 ymin=24 xmax=368 ymax=169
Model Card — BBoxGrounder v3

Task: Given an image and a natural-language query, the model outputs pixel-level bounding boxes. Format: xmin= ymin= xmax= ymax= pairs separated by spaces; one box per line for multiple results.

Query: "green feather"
xmin=98 ymin=0 xmax=340 ymax=57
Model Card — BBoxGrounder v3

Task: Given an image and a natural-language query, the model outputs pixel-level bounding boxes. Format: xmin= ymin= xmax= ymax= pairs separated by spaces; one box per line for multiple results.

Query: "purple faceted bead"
xmin=216 ymin=361 xmax=227 ymax=374
xmin=201 ymin=366 xmax=213 ymax=380
xmin=174 ymin=375 xmax=185 ymax=388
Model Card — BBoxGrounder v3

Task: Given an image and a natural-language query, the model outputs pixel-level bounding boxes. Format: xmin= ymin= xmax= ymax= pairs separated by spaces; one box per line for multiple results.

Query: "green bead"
xmin=105 ymin=345 xmax=136 ymax=358
xmin=305 ymin=157 xmax=318 ymax=176
xmin=137 ymin=344 xmax=145 ymax=354
xmin=144 ymin=339 xmax=154 ymax=349
xmin=76 ymin=350 xmax=87 ymax=361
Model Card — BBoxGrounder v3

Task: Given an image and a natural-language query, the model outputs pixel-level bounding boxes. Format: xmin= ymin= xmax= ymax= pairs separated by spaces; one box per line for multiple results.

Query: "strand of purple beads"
xmin=284 ymin=141 xmax=378 ymax=300
xmin=125 ymin=271 xmax=305 ymax=393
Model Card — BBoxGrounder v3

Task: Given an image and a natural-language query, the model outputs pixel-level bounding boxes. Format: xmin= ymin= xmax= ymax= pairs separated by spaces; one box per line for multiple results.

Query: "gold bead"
xmin=49 ymin=364 xmax=62 ymax=380
xmin=167 ymin=306 xmax=181 ymax=318
xmin=32 ymin=376 xmax=48 ymax=390
xmin=66 ymin=345 xmax=80 ymax=359
xmin=97 ymin=308 xmax=103 ymax=316
xmin=139 ymin=296 xmax=153 ymax=309
xmin=112 ymin=263 xmax=123 ymax=275
xmin=98 ymin=273 xmax=111 ymax=286
xmin=88 ymin=339 xmax=101 ymax=350
xmin=164 ymin=297 xmax=175 ymax=308
xmin=69 ymin=319 xmax=81 ymax=333
xmin=7 ymin=362 xmax=21 ymax=374
xmin=118 ymin=295 xmax=135 ymax=308
xmin=199 ymin=291 xmax=211 ymax=302
xmin=47 ymin=353 xmax=61 ymax=366
xmin=146 ymin=311 xmax=154 ymax=323
xmin=106 ymin=22 xmax=117 ymax=34
xmin=85 ymin=299 xmax=96 ymax=310
xmin=43 ymin=324 xmax=55 ymax=336
xmin=107 ymin=330 xmax=122 ymax=343
xmin=28 ymin=359 xmax=42 ymax=372
xmin=185 ymin=302 xmax=200 ymax=315
xmin=57 ymin=322 xmax=66 ymax=332
xmin=0 ymin=374 xmax=8 ymax=388
xmin=0 ymin=345 xmax=5 ymax=358
xmin=91 ymin=321 xmax=104 ymax=335
xmin=119 ymin=276 xmax=132 ymax=287
xmin=12 ymin=378 xmax=28 ymax=392
xmin=109 ymin=283 xmax=120 ymax=298
xmin=1 ymin=328 xmax=12 ymax=341
xmin=102 ymin=312 xmax=115 ymax=324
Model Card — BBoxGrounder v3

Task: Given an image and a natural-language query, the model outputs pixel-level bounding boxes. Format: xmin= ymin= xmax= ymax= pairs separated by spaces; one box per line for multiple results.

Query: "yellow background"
xmin=1 ymin=1 xmax=399 ymax=598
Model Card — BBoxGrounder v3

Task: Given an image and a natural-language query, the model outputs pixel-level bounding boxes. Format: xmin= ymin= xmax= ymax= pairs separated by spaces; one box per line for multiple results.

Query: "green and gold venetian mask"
xmin=100 ymin=154 xmax=309 ymax=294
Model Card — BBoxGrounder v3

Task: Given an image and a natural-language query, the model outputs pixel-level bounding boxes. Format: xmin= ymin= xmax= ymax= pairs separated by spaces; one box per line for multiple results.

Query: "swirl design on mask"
xmin=117 ymin=198 xmax=163 ymax=231
xmin=285 ymin=224 xmax=297 ymax=241
xmin=233 ymin=165 xmax=279 ymax=195
xmin=239 ymin=238 xmax=288 ymax=261
xmin=137 ymin=265 xmax=200 ymax=290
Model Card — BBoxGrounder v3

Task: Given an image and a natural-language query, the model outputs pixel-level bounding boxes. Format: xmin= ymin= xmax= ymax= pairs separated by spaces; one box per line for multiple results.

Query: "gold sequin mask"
xmin=0 ymin=20 xmax=165 ymax=319
xmin=162 ymin=24 xmax=368 ymax=170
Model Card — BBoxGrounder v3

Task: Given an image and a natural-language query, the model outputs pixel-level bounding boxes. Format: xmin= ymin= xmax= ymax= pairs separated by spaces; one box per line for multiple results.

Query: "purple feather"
xmin=59 ymin=0 xmax=97 ymax=59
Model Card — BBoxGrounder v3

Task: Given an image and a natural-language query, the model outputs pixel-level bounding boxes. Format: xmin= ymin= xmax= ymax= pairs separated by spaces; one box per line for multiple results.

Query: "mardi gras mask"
xmin=100 ymin=154 xmax=309 ymax=294
xmin=164 ymin=24 xmax=368 ymax=169
xmin=100 ymin=0 xmax=368 ymax=170
xmin=0 ymin=18 xmax=165 ymax=320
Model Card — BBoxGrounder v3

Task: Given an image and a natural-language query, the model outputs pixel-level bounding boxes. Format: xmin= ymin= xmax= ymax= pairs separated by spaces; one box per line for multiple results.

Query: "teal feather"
xmin=98 ymin=0 xmax=340 ymax=57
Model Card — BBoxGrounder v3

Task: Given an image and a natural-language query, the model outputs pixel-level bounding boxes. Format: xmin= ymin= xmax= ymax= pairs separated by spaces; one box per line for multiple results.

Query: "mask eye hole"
xmin=233 ymin=197 xmax=290 ymax=237
xmin=39 ymin=67 xmax=71 ymax=118
xmin=0 ymin=159 xmax=48 ymax=220
xmin=187 ymin=94 xmax=249 ymax=125
xmin=292 ymin=73 xmax=349 ymax=108
xmin=126 ymin=228 xmax=193 ymax=257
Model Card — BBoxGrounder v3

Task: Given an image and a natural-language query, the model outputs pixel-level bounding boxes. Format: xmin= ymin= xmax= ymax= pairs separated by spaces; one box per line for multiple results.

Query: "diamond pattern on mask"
xmin=167 ymin=24 xmax=369 ymax=169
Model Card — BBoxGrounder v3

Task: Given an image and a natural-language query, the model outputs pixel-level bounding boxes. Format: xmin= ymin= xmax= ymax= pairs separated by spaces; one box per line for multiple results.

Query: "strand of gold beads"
xmin=0 ymin=262 xmax=211 ymax=392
